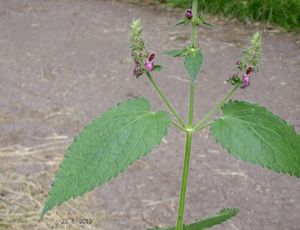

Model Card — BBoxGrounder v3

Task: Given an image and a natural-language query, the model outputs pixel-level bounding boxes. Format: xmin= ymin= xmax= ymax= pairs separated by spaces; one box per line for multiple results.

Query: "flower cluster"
xmin=129 ymin=19 xmax=149 ymax=78
xmin=227 ymin=32 xmax=261 ymax=89
xmin=129 ymin=20 xmax=158 ymax=78
xmin=241 ymin=31 xmax=261 ymax=70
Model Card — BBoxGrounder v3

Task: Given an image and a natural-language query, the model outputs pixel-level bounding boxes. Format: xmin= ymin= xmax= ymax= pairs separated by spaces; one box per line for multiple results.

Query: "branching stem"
xmin=176 ymin=1 xmax=198 ymax=229
xmin=146 ymin=72 xmax=186 ymax=127
xmin=194 ymin=84 xmax=240 ymax=130
xmin=171 ymin=120 xmax=187 ymax=132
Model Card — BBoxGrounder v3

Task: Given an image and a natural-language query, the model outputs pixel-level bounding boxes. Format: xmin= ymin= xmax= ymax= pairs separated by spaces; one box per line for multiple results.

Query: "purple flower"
xmin=240 ymin=74 xmax=251 ymax=89
xmin=246 ymin=66 xmax=254 ymax=74
xmin=144 ymin=53 xmax=155 ymax=72
xmin=185 ymin=9 xmax=193 ymax=20
xmin=144 ymin=60 xmax=154 ymax=71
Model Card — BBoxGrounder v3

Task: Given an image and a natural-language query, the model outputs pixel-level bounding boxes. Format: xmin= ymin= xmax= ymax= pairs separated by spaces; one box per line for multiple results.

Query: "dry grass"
xmin=0 ymin=137 xmax=106 ymax=230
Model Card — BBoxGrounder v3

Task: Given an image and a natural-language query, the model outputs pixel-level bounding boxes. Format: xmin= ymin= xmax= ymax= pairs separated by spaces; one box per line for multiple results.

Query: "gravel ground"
xmin=0 ymin=0 xmax=300 ymax=229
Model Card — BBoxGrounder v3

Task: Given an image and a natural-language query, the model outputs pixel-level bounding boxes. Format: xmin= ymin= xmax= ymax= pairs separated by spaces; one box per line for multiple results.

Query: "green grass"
xmin=159 ymin=0 xmax=300 ymax=30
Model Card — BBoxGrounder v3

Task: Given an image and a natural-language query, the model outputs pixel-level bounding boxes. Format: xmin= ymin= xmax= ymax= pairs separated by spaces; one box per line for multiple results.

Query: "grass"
xmin=159 ymin=0 xmax=300 ymax=30
xmin=0 ymin=140 xmax=105 ymax=230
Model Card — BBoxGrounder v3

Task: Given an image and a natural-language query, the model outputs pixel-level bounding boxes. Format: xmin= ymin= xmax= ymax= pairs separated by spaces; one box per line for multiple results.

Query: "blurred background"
xmin=133 ymin=0 xmax=300 ymax=30
xmin=0 ymin=0 xmax=299 ymax=229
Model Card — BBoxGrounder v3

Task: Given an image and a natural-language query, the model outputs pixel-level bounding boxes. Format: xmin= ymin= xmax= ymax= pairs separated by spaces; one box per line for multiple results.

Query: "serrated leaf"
xmin=163 ymin=49 xmax=183 ymax=57
xmin=148 ymin=208 xmax=239 ymax=230
xmin=211 ymin=100 xmax=300 ymax=177
xmin=184 ymin=50 xmax=203 ymax=83
xmin=41 ymin=98 xmax=170 ymax=219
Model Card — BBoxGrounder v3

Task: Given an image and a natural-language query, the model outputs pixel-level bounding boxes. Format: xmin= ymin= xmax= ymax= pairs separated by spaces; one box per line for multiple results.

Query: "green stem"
xmin=146 ymin=72 xmax=186 ymax=127
xmin=176 ymin=1 xmax=198 ymax=229
xmin=176 ymin=83 xmax=195 ymax=230
xmin=171 ymin=120 xmax=187 ymax=132
xmin=188 ymin=82 xmax=195 ymax=127
xmin=191 ymin=0 xmax=198 ymax=47
xmin=176 ymin=131 xmax=193 ymax=230
xmin=193 ymin=84 xmax=240 ymax=130
xmin=194 ymin=120 xmax=213 ymax=132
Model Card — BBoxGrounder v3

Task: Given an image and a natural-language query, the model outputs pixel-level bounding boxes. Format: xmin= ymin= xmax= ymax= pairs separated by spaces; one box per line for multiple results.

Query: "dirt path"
xmin=0 ymin=0 xmax=300 ymax=229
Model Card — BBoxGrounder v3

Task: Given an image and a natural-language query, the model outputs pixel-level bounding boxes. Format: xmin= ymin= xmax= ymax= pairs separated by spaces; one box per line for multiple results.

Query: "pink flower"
xmin=185 ymin=9 xmax=193 ymax=20
xmin=144 ymin=53 xmax=155 ymax=72
xmin=240 ymin=74 xmax=251 ymax=89
xmin=144 ymin=60 xmax=154 ymax=71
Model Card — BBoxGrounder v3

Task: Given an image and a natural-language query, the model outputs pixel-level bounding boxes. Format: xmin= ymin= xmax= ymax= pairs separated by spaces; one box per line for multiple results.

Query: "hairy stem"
xmin=176 ymin=1 xmax=198 ymax=229
xmin=193 ymin=84 xmax=240 ymax=130
xmin=146 ymin=72 xmax=186 ymax=127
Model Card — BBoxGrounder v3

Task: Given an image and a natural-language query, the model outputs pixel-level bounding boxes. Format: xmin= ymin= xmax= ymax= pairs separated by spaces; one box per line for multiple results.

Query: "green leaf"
xmin=184 ymin=49 xmax=203 ymax=83
xmin=153 ymin=65 xmax=163 ymax=72
xmin=163 ymin=49 xmax=183 ymax=57
xmin=184 ymin=208 xmax=239 ymax=230
xmin=203 ymin=21 xmax=214 ymax=27
xmin=41 ymin=98 xmax=170 ymax=219
xmin=172 ymin=18 xmax=188 ymax=28
xmin=195 ymin=15 xmax=214 ymax=27
xmin=148 ymin=227 xmax=174 ymax=230
xmin=148 ymin=208 xmax=239 ymax=230
xmin=211 ymin=100 xmax=300 ymax=177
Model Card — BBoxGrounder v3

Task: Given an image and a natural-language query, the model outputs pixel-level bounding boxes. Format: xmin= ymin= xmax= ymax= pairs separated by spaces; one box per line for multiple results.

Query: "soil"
xmin=0 ymin=0 xmax=300 ymax=229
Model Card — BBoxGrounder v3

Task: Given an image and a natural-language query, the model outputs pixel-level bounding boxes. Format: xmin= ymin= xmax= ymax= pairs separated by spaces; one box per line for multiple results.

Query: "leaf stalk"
xmin=146 ymin=72 xmax=186 ymax=127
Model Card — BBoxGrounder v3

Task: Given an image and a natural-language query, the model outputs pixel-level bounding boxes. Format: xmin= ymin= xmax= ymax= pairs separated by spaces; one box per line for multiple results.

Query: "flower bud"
xmin=246 ymin=66 xmax=254 ymax=75
xmin=227 ymin=73 xmax=242 ymax=85
xmin=148 ymin=53 xmax=155 ymax=62
xmin=185 ymin=9 xmax=193 ymax=20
